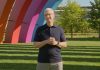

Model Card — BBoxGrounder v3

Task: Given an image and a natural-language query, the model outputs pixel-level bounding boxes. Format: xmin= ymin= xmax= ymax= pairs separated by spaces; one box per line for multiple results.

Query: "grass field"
xmin=0 ymin=38 xmax=100 ymax=70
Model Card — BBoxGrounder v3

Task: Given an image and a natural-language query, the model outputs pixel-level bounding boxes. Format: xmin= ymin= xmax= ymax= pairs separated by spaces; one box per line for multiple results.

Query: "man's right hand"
xmin=46 ymin=37 xmax=58 ymax=45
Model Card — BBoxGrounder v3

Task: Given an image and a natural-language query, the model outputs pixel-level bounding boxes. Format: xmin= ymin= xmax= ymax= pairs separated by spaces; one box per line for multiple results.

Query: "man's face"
xmin=44 ymin=10 xmax=55 ymax=24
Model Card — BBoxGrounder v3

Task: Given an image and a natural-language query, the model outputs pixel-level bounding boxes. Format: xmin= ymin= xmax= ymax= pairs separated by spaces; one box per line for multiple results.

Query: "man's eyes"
xmin=45 ymin=14 xmax=50 ymax=16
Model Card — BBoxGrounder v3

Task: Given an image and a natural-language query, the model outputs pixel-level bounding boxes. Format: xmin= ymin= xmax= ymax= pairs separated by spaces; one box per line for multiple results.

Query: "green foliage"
xmin=57 ymin=1 xmax=90 ymax=35
xmin=89 ymin=0 xmax=100 ymax=38
xmin=90 ymin=0 xmax=100 ymax=29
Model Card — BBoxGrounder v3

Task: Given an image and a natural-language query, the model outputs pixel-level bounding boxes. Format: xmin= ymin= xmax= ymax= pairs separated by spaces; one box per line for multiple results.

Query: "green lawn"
xmin=0 ymin=39 xmax=100 ymax=70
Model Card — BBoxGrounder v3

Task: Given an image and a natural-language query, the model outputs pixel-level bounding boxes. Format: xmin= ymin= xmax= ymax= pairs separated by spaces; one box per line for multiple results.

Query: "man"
xmin=34 ymin=8 xmax=67 ymax=70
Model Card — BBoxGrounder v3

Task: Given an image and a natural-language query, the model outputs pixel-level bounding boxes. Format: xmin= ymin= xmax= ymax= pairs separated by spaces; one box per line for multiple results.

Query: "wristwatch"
xmin=56 ymin=41 xmax=59 ymax=46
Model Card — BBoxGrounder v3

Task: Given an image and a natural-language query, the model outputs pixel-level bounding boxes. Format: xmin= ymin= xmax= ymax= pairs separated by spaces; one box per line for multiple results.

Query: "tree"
xmin=89 ymin=0 xmax=100 ymax=38
xmin=56 ymin=1 xmax=89 ymax=38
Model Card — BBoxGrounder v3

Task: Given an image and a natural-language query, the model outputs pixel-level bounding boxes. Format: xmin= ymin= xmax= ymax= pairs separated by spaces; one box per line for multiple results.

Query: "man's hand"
xmin=48 ymin=37 xmax=58 ymax=45
xmin=34 ymin=37 xmax=66 ymax=48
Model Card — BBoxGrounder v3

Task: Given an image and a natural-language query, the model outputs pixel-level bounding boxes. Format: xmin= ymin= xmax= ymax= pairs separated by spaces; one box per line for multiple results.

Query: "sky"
xmin=59 ymin=0 xmax=94 ymax=7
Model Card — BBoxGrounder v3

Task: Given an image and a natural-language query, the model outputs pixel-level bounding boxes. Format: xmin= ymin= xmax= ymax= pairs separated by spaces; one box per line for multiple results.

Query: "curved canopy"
xmin=0 ymin=0 xmax=62 ymax=44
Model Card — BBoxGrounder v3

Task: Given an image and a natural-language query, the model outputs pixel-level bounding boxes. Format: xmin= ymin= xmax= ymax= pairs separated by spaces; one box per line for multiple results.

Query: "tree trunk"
xmin=71 ymin=25 xmax=73 ymax=38
xmin=99 ymin=24 xmax=100 ymax=39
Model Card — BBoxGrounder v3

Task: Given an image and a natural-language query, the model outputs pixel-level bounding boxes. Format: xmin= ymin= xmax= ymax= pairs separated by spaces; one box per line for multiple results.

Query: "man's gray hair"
xmin=44 ymin=8 xmax=54 ymax=14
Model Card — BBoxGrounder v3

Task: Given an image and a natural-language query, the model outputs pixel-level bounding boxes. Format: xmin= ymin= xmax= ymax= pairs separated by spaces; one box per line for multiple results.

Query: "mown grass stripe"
xmin=62 ymin=50 xmax=100 ymax=52
xmin=68 ymin=41 xmax=100 ymax=47
xmin=64 ymin=61 xmax=100 ymax=66
xmin=66 ymin=47 xmax=100 ymax=49
xmin=0 ymin=48 xmax=34 ymax=50
xmin=62 ymin=55 xmax=100 ymax=58
xmin=63 ymin=48 xmax=100 ymax=51
xmin=0 ymin=50 xmax=35 ymax=52
xmin=0 ymin=54 xmax=36 ymax=57
xmin=0 ymin=47 xmax=37 ymax=49
xmin=0 ymin=59 xmax=35 ymax=64
xmin=62 ymin=51 xmax=100 ymax=54
xmin=0 ymin=46 xmax=33 ymax=48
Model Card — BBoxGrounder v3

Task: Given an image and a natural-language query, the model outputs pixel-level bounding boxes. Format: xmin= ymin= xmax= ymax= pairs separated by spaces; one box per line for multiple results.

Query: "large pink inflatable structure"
xmin=0 ymin=0 xmax=62 ymax=44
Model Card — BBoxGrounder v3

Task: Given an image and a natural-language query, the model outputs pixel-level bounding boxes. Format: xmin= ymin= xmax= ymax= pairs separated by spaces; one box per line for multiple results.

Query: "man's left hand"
xmin=49 ymin=37 xmax=58 ymax=45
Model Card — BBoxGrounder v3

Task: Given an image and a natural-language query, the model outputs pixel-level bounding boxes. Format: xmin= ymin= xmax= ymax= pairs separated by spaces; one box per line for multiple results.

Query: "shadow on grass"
xmin=0 ymin=44 xmax=33 ymax=47
xmin=63 ymin=57 xmax=100 ymax=62
xmin=0 ymin=48 xmax=36 ymax=50
xmin=61 ymin=52 xmax=100 ymax=56
xmin=0 ymin=63 xmax=36 ymax=70
xmin=62 ymin=49 xmax=100 ymax=52
xmin=0 ymin=51 xmax=35 ymax=54
xmin=63 ymin=65 xmax=100 ymax=70
xmin=62 ymin=46 xmax=100 ymax=52
xmin=68 ymin=38 xmax=100 ymax=41
xmin=0 ymin=56 xmax=37 ymax=60
xmin=65 ymin=46 xmax=100 ymax=49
